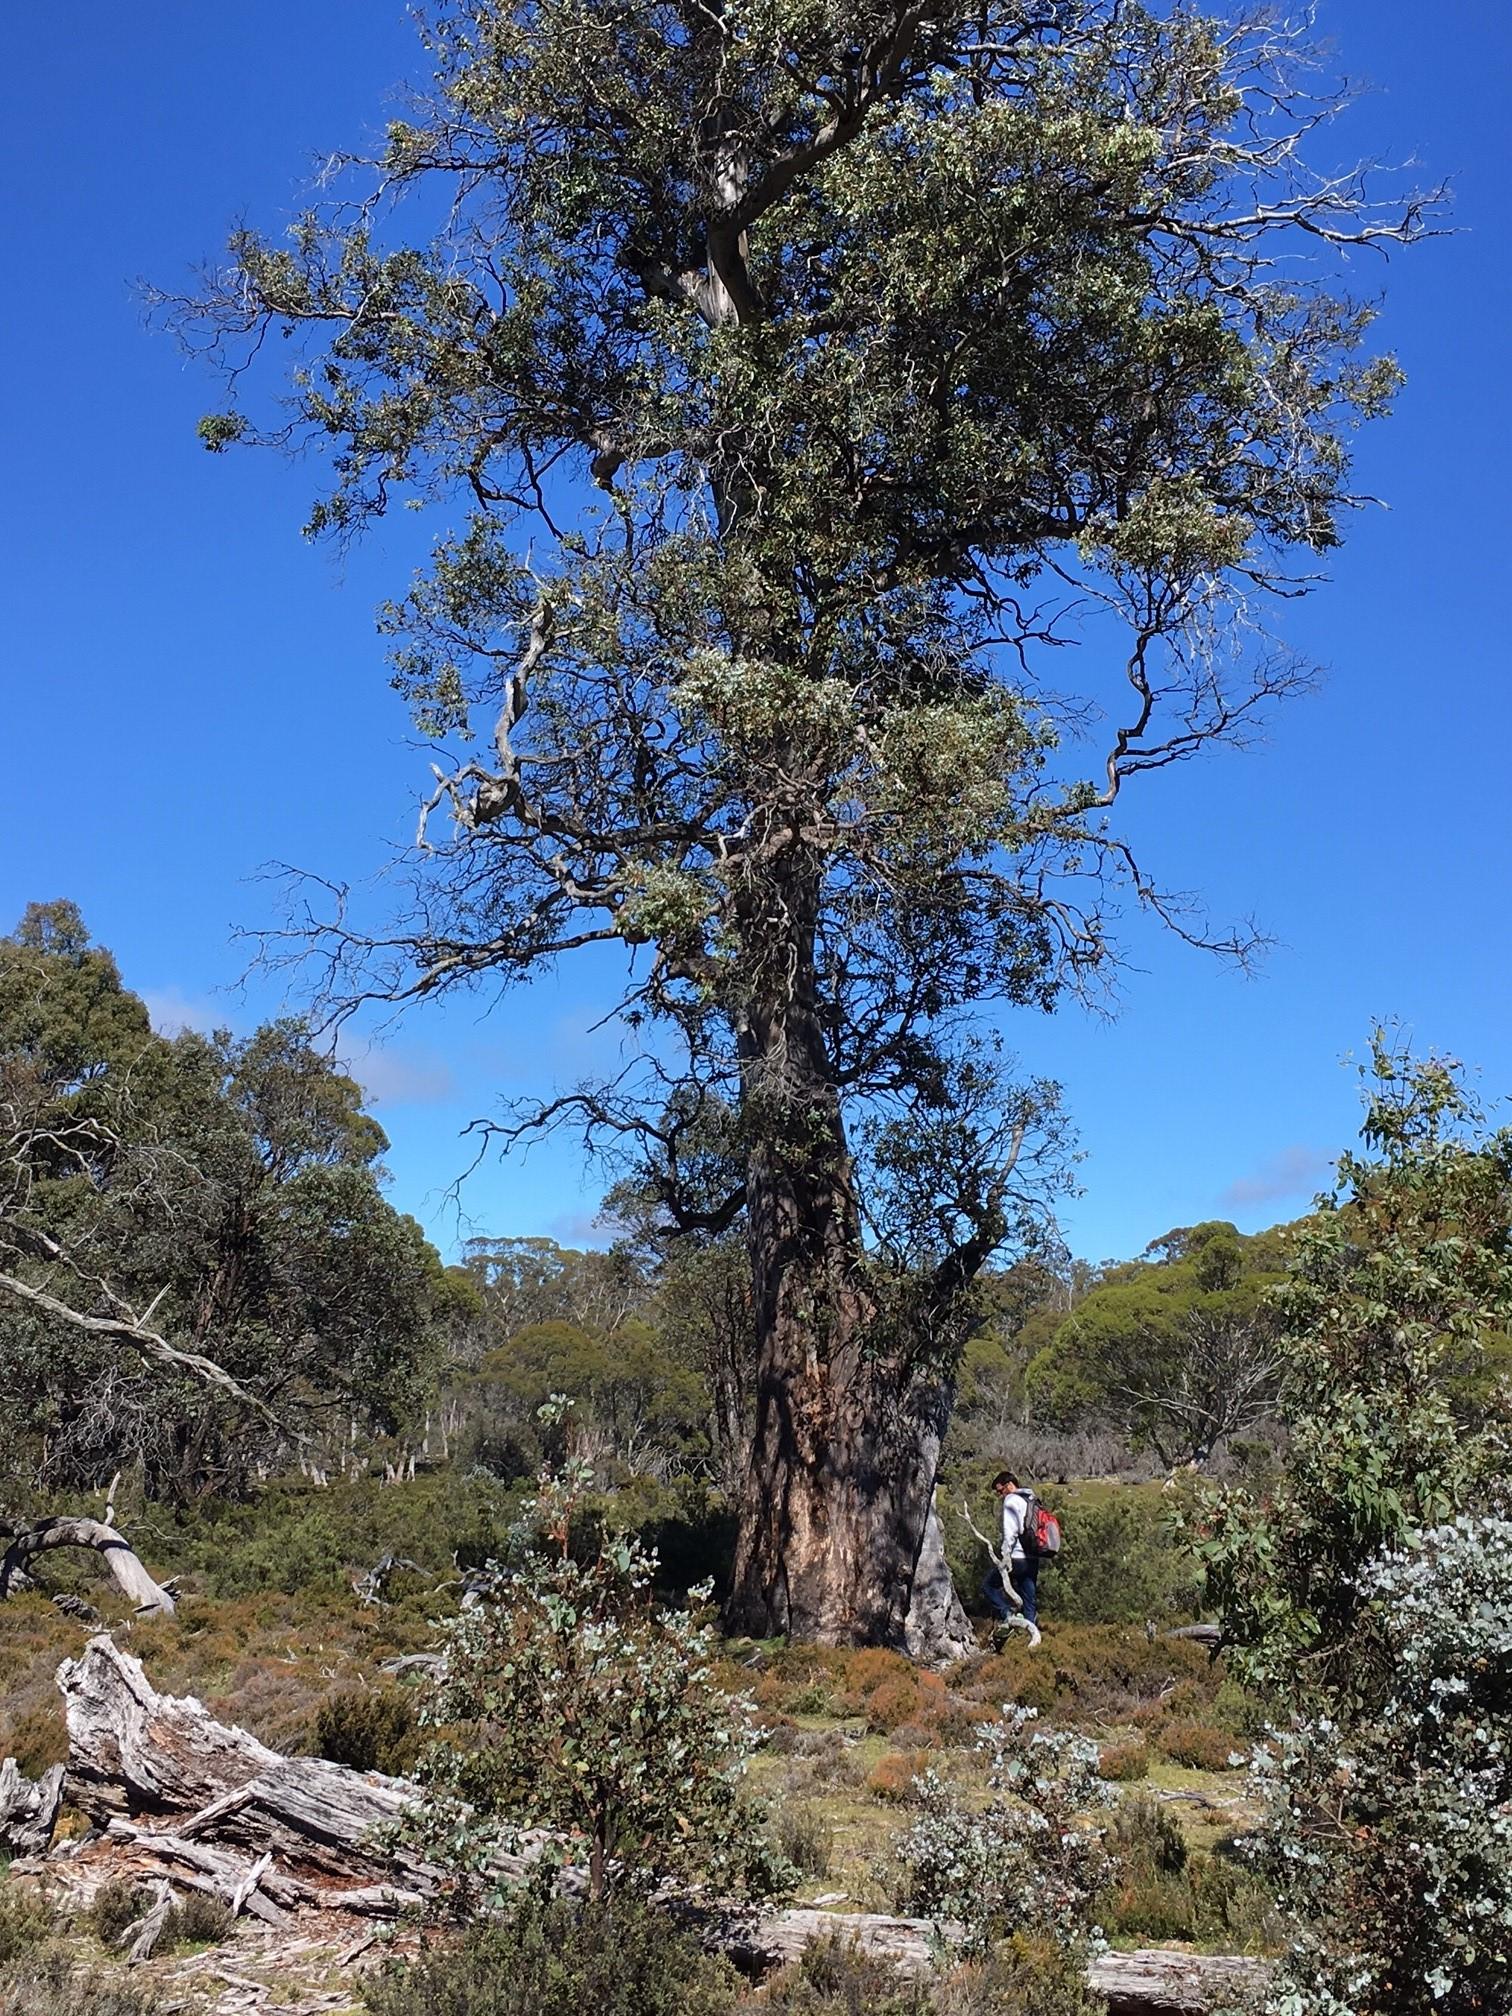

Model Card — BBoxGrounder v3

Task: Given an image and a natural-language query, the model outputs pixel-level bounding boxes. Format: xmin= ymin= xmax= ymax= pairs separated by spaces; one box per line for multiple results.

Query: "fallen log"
xmin=0 ymin=1755 xmax=65 ymax=1856
xmin=697 ymin=1906 xmax=1265 ymax=2011
xmin=46 ymin=1636 xmax=1267 ymax=2011
xmin=0 ymin=1516 xmax=177 ymax=1616
xmin=57 ymin=1635 xmax=546 ymax=1915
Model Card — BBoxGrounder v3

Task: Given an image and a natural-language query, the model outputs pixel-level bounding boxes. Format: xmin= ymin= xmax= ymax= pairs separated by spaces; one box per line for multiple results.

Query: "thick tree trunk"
xmin=725 ymin=872 xmax=972 ymax=1661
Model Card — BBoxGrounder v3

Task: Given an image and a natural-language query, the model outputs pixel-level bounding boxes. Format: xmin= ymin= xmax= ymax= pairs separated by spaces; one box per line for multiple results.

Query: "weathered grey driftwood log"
xmin=49 ymin=1637 xmax=1266 ymax=2011
xmin=59 ymin=1635 xmax=461 ymax=1909
xmin=0 ymin=1755 xmax=65 ymax=1856
xmin=698 ymin=1906 xmax=1264 ymax=2012
xmin=0 ymin=1516 xmax=176 ymax=1615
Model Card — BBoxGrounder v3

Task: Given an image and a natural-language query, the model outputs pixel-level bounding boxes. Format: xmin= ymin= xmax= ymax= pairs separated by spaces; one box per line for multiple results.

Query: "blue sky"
xmin=2 ymin=3 xmax=1508 ymax=1266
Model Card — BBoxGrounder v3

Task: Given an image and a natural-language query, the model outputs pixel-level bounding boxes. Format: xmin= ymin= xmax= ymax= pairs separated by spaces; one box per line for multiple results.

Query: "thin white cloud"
xmin=140 ymin=986 xmax=223 ymax=1037
xmin=1220 ymin=1143 xmax=1335 ymax=1210
xmin=547 ymin=1207 xmax=617 ymax=1251
xmin=346 ymin=1043 xmax=455 ymax=1108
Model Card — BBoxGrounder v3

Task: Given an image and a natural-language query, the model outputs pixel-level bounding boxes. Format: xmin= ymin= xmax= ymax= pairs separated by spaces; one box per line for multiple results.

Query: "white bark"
xmin=0 ymin=1756 xmax=65 ymax=1856
xmin=903 ymin=1492 xmax=975 ymax=1666
xmin=0 ymin=1516 xmax=176 ymax=1615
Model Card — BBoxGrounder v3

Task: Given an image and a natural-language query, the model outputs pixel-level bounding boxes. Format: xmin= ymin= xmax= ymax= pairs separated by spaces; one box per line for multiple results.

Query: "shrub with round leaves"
xmin=892 ymin=1706 xmax=1115 ymax=1960
xmin=1252 ymin=1516 xmax=1512 ymax=2015
xmin=407 ymin=1408 xmax=791 ymax=1906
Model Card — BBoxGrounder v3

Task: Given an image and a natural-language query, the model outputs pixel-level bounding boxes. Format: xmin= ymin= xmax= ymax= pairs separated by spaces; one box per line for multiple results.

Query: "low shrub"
xmin=1096 ymin=1740 xmax=1150 ymax=1782
xmin=1108 ymin=1794 xmax=1189 ymax=1879
xmin=1002 ymin=1663 xmax=1056 ymax=1715
xmin=866 ymin=1751 xmax=929 ymax=1804
xmin=1103 ymin=1797 xmax=1279 ymax=1951
xmin=313 ymin=1687 xmax=420 ymax=1775
xmin=776 ymin=1804 xmax=833 ymax=1880
xmin=4 ymin=1706 xmax=67 ymax=1778
xmin=1210 ymin=1677 xmax=1267 ymax=1740
xmin=0 ymin=1883 xmax=57 ymax=1965
xmin=936 ymin=1933 xmax=1106 ymax=2016
xmin=864 ymin=1676 xmax=924 ymax=1734
xmin=89 ymin=1880 xmax=150 ymax=1951
xmin=761 ymin=1933 xmax=930 ymax=2016
xmin=840 ymin=1649 xmax=915 ymax=1699
xmin=788 ymin=1680 xmax=839 ymax=1718
xmin=893 ymin=1710 xmax=1114 ymax=1960
xmin=86 ymin=1879 xmax=233 ymax=1957
xmin=169 ymin=1891 xmax=234 ymax=1948
xmin=359 ymin=1896 xmax=740 ymax=2016
xmin=1158 ymin=1720 xmax=1242 ymax=1772
xmin=0 ymin=1949 xmax=166 ymax=2016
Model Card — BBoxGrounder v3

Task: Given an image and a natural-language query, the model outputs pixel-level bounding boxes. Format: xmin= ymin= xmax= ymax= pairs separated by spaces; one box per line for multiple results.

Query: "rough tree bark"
xmin=725 ymin=883 xmax=974 ymax=1663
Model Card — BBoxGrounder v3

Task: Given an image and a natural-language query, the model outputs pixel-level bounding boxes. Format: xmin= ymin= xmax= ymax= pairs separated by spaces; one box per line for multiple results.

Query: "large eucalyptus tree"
xmin=173 ymin=1 xmax=1429 ymax=1653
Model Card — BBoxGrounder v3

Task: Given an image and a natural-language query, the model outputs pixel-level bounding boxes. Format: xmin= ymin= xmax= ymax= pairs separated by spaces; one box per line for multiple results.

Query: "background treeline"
xmin=1 ymin=899 xmax=1296 ymax=1624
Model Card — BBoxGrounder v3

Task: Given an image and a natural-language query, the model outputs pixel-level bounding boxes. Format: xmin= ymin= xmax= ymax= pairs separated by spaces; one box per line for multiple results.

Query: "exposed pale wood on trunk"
xmin=119 ymin=1877 xmax=175 ymax=1962
xmin=0 ymin=1755 xmax=65 ymax=1856
xmin=1163 ymin=1623 xmax=1223 ymax=1646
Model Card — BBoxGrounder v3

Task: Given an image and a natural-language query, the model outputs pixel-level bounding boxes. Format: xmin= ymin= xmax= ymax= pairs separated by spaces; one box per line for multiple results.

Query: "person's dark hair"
xmin=992 ymin=1470 xmax=1019 ymax=1491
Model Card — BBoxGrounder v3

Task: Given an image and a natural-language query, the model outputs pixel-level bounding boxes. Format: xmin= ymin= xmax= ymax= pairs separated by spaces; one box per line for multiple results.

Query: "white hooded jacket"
xmin=1000 ymin=1488 xmax=1032 ymax=1565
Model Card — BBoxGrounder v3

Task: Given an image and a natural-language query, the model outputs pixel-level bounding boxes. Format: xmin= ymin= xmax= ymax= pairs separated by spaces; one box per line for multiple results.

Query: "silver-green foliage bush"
xmin=892 ymin=1708 xmax=1114 ymax=1960
xmin=411 ymin=1410 xmax=789 ymax=1904
xmin=1255 ymin=1516 xmax=1512 ymax=2015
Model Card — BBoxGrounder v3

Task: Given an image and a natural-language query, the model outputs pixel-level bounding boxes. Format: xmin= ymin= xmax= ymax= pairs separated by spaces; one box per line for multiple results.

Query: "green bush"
xmin=0 ymin=1883 xmax=57 ymax=1965
xmin=88 ymin=1880 xmax=150 ymax=1951
xmin=761 ymin=1934 xmax=931 ymax=2016
xmin=169 ymin=1891 xmax=234 ymax=1948
xmin=936 ymin=1934 xmax=1106 ymax=2016
xmin=1158 ymin=1720 xmax=1241 ymax=1771
xmin=1096 ymin=1740 xmax=1150 ymax=1782
xmin=412 ymin=1440 xmax=786 ymax=1903
xmin=775 ymin=1805 xmax=833 ymax=1880
xmin=1103 ymin=1797 xmax=1278 ymax=1951
xmin=1041 ymin=1495 xmax=1199 ymax=1626
xmin=86 ymin=1879 xmax=233 ymax=1957
xmin=360 ymin=1897 xmax=740 ymax=2016
xmin=313 ymin=1687 xmax=419 ymax=1774
xmin=0 ymin=1948 xmax=165 ymax=2016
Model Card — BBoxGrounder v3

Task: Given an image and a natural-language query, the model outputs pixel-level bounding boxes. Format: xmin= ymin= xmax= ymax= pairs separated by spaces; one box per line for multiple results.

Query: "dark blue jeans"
xmin=982 ymin=1560 xmax=1038 ymax=1625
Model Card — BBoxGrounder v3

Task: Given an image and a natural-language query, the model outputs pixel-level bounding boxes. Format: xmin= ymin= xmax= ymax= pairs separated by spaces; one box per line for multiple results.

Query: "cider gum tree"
xmin=171 ymin=0 xmax=1430 ymax=1654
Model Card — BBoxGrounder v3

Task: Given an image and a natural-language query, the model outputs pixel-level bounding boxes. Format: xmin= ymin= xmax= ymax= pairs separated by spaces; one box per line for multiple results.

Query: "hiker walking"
xmin=981 ymin=1469 xmax=1056 ymax=1628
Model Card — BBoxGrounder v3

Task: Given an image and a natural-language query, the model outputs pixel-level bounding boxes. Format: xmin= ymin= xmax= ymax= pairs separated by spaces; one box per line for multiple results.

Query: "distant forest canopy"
xmin=1 ymin=898 xmax=1312 ymax=1518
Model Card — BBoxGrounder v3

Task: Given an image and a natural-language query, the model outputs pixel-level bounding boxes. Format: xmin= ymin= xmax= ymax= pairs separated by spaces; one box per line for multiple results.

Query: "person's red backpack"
xmin=1020 ymin=1490 xmax=1062 ymax=1559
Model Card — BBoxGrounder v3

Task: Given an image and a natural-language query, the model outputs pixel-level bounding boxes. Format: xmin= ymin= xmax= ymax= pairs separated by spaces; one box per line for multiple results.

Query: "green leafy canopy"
xmin=162 ymin=2 xmax=1436 ymax=1290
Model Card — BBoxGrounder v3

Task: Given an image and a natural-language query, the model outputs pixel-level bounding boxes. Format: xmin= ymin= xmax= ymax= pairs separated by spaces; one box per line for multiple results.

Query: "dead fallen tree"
xmin=698 ymin=1906 xmax=1265 ymax=2016
xmin=54 ymin=1634 xmax=474 ymax=1918
xmin=0 ymin=1755 xmax=65 ymax=1857
xmin=0 ymin=1515 xmax=177 ymax=1616
xmin=8 ymin=1636 xmax=1265 ymax=2012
